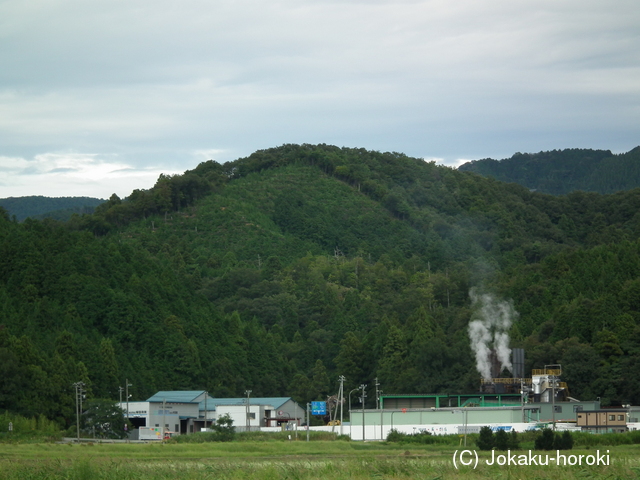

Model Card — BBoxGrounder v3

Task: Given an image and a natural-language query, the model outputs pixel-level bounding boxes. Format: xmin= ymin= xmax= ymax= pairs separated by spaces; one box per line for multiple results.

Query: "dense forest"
xmin=2 ymin=143 xmax=640 ymax=428
xmin=0 ymin=196 xmax=105 ymax=222
xmin=458 ymin=147 xmax=640 ymax=195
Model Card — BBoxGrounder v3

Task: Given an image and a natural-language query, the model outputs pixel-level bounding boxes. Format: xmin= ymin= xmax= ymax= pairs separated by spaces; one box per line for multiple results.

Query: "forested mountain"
xmin=2 ymin=144 xmax=640 ymax=427
xmin=458 ymin=147 xmax=640 ymax=195
xmin=0 ymin=196 xmax=104 ymax=222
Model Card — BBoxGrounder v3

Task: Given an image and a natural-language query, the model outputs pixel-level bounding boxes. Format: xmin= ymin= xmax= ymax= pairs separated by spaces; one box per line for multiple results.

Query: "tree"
xmin=334 ymin=332 xmax=366 ymax=386
xmin=553 ymin=430 xmax=574 ymax=450
xmin=476 ymin=426 xmax=494 ymax=451
xmin=288 ymin=373 xmax=311 ymax=405
xmin=494 ymin=429 xmax=509 ymax=451
xmin=310 ymin=360 xmax=330 ymax=400
xmin=508 ymin=430 xmax=520 ymax=450
xmin=377 ymin=324 xmax=409 ymax=392
xmin=210 ymin=413 xmax=235 ymax=441
xmin=97 ymin=338 xmax=120 ymax=398
xmin=535 ymin=428 xmax=555 ymax=450
xmin=82 ymin=399 xmax=129 ymax=439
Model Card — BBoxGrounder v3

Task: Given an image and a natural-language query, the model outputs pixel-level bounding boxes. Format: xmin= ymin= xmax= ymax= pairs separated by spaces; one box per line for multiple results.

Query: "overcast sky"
xmin=1 ymin=0 xmax=638 ymax=199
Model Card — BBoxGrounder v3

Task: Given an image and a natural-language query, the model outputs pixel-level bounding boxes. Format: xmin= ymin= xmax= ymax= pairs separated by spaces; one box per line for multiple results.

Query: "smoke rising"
xmin=468 ymin=288 xmax=519 ymax=381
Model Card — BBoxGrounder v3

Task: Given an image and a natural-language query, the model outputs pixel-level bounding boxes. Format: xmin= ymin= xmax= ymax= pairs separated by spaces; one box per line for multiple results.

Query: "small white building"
xmin=210 ymin=397 xmax=304 ymax=430
xmin=120 ymin=391 xmax=305 ymax=438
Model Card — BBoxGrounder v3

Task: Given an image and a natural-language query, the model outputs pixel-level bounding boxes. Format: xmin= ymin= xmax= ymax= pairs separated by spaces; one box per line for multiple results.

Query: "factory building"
xmin=346 ymin=354 xmax=624 ymax=440
xmin=120 ymin=391 xmax=304 ymax=439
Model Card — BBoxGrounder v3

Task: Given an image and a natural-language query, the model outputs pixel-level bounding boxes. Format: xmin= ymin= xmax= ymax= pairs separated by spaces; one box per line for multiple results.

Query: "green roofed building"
xmin=120 ymin=391 xmax=305 ymax=438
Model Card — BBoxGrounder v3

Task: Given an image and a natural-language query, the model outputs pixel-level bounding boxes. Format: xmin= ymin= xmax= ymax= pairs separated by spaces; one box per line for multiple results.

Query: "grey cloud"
xmin=0 ymin=0 xmax=639 ymax=196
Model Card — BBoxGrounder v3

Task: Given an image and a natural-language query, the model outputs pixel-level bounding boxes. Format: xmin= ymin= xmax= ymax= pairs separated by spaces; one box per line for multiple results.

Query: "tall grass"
xmin=571 ymin=430 xmax=640 ymax=446
xmin=235 ymin=430 xmax=350 ymax=442
xmin=1 ymin=453 xmax=637 ymax=480
xmin=0 ymin=411 xmax=62 ymax=443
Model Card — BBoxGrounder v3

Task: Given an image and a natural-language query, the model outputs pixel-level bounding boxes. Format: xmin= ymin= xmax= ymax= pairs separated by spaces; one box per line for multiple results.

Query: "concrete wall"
xmin=218 ymin=404 xmax=265 ymax=428
xmin=351 ymin=407 xmax=525 ymax=428
xmin=345 ymin=422 xmax=537 ymax=441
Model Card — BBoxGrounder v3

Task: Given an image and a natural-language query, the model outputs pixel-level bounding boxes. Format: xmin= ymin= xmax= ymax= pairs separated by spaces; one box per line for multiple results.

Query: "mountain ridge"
xmin=0 ymin=195 xmax=105 ymax=222
xmin=1 ymin=143 xmax=640 ymax=426
xmin=458 ymin=146 xmax=640 ymax=195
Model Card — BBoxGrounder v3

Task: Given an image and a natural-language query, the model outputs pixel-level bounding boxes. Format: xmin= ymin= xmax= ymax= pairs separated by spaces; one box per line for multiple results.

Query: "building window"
xmin=554 ymin=406 xmax=562 ymax=413
xmin=609 ymin=415 xmax=615 ymax=421
xmin=249 ymin=413 xmax=256 ymax=419
xmin=618 ymin=415 xmax=625 ymax=421
xmin=573 ymin=405 xmax=583 ymax=412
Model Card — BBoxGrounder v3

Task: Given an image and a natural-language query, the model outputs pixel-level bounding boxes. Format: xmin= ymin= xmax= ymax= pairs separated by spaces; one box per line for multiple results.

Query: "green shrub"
xmin=508 ymin=430 xmax=520 ymax=450
xmin=570 ymin=430 xmax=640 ymax=447
xmin=172 ymin=413 xmax=235 ymax=443
xmin=535 ymin=428 xmax=555 ymax=450
xmin=552 ymin=430 xmax=574 ymax=450
xmin=494 ymin=429 xmax=509 ymax=451
xmin=0 ymin=411 xmax=62 ymax=443
xmin=476 ymin=426 xmax=494 ymax=451
xmin=386 ymin=429 xmax=458 ymax=445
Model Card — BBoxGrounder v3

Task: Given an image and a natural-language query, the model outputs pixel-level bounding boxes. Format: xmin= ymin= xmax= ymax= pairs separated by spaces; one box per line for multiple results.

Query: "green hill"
xmin=1 ymin=144 xmax=640 ymax=427
xmin=0 ymin=196 xmax=105 ymax=222
xmin=458 ymin=146 xmax=640 ymax=195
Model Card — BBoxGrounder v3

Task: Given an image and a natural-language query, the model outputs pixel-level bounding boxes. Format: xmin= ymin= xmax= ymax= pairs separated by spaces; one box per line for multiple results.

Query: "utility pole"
xmin=162 ymin=398 xmax=166 ymax=441
xmin=348 ymin=387 xmax=358 ymax=439
xmin=551 ymin=373 xmax=556 ymax=431
xmin=452 ymin=409 xmax=467 ymax=447
xmin=360 ymin=384 xmax=367 ymax=442
xmin=464 ymin=409 xmax=467 ymax=447
xmin=545 ymin=364 xmax=561 ymax=431
xmin=73 ymin=381 xmax=85 ymax=442
xmin=375 ymin=378 xmax=383 ymax=440
xmin=520 ymin=378 xmax=525 ymax=423
xmin=204 ymin=391 xmax=208 ymax=431
xmin=338 ymin=375 xmax=345 ymax=436
xmin=245 ymin=390 xmax=252 ymax=431
xmin=119 ymin=386 xmax=124 ymax=410
xmin=125 ymin=379 xmax=132 ymax=421
xmin=306 ymin=402 xmax=310 ymax=442
xmin=379 ymin=389 xmax=383 ymax=441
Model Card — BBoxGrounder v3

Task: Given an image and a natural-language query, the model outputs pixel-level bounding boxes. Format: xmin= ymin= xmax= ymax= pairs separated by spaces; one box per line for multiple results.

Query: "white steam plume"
xmin=468 ymin=288 xmax=519 ymax=381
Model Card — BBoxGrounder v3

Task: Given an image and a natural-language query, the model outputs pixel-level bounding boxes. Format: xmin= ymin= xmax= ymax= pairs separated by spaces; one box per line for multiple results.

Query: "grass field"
xmin=1 ymin=441 xmax=640 ymax=479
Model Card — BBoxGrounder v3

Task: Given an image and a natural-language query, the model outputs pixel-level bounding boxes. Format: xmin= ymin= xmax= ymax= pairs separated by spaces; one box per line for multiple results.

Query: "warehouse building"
xmin=120 ymin=391 xmax=304 ymax=439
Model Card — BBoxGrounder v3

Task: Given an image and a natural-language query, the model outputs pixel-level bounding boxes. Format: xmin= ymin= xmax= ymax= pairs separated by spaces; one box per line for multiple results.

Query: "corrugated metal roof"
xmin=201 ymin=397 xmax=292 ymax=410
xmin=147 ymin=391 xmax=206 ymax=403
xmin=146 ymin=392 xmax=298 ymax=412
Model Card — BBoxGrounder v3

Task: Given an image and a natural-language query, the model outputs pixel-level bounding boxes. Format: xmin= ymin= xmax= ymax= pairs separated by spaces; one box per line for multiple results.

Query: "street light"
xmin=452 ymin=409 xmax=468 ymax=446
xmin=125 ymin=379 xmax=132 ymax=421
xmin=348 ymin=387 xmax=359 ymax=438
xmin=379 ymin=389 xmax=383 ymax=440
